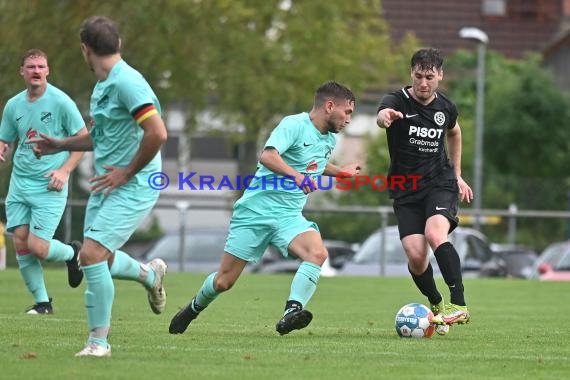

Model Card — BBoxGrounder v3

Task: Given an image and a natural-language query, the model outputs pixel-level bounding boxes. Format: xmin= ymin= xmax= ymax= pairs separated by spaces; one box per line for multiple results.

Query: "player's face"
xmin=410 ymin=66 xmax=443 ymax=104
xmin=80 ymin=43 xmax=95 ymax=72
xmin=326 ymin=99 xmax=354 ymax=134
xmin=20 ymin=56 xmax=49 ymax=89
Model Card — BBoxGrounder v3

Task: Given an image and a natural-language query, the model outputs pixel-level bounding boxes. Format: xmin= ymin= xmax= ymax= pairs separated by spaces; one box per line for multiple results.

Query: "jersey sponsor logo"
xmin=435 ymin=206 xmax=447 ymax=210
xmin=306 ymin=160 xmax=318 ymax=172
xmin=405 ymin=113 xmax=418 ymax=118
xmin=26 ymin=128 xmax=38 ymax=139
xmin=434 ymin=111 xmax=446 ymax=126
xmin=408 ymin=126 xmax=443 ymax=139
xmin=303 ymin=142 xmax=312 ymax=147
xmin=16 ymin=115 xmax=24 ymax=122
xmin=33 ymin=225 xmax=43 ymax=230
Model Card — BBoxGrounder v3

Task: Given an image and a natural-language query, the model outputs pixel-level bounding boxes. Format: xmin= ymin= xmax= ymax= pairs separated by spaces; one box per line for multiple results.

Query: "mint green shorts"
xmin=224 ymin=204 xmax=318 ymax=263
xmin=5 ymin=182 xmax=68 ymax=240
xmin=84 ymin=188 xmax=158 ymax=252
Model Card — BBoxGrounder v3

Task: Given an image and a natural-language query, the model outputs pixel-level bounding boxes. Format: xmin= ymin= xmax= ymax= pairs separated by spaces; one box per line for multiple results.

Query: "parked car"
xmin=339 ymin=225 xmax=517 ymax=277
xmin=485 ymin=243 xmax=538 ymax=279
xmin=141 ymin=227 xmax=229 ymax=272
xmin=142 ymin=228 xmax=319 ymax=274
xmin=250 ymin=240 xmax=355 ymax=276
xmin=531 ymin=240 xmax=570 ymax=281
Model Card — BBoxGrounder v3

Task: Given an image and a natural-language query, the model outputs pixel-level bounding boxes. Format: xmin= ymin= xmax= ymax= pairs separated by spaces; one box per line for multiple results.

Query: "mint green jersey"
xmin=236 ymin=112 xmax=336 ymax=213
xmin=89 ymin=60 xmax=161 ymax=191
xmin=0 ymin=83 xmax=85 ymax=192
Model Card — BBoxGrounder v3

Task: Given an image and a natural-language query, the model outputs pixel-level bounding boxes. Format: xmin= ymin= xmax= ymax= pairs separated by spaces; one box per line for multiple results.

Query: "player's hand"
xmin=89 ymin=165 xmax=131 ymax=195
xmin=377 ymin=108 xmax=403 ymax=128
xmin=26 ymin=133 xmax=62 ymax=158
xmin=295 ymin=174 xmax=318 ymax=194
xmin=45 ymin=168 xmax=70 ymax=192
xmin=457 ymin=176 xmax=473 ymax=203
xmin=337 ymin=163 xmax=361 ymax=177
xmin=0 ymin=142 xmax=8 ymax=162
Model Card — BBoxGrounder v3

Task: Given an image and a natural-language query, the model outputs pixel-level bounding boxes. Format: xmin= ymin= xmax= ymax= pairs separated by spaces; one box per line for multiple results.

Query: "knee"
xmin=27 ymin=237 xmax=49 ymax=259
xmin=404 ymin=246 xmax=429 ymax=274
xmin=424 ymin=229 xmax=446 ymax=249
xmin=213 ymin=275 xmax=235 ymax=293
xmin=307 ymin=246 xmax=328 ymax=266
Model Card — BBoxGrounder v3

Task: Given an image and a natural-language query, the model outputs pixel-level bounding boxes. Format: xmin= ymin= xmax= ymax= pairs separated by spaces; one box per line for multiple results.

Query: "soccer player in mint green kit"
xmin=30 ymin=16 xmax=168 ymax=357
xmin=170 ymin=81 xmax=360 ymax=336
xmin=0 ymin=49 xmax=87 ymax=315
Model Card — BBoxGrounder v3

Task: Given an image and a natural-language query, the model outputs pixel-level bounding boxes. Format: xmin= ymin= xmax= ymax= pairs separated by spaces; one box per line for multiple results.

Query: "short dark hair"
xmin=21 ymin=49 xmax=48 ymax=66
xmin=79 ymin=16 xmax=121 ymax=56
xmin=314 ymin=81 xmax=355 ymax=107
xmin=411 ymin=48 xmax=444 ymax=72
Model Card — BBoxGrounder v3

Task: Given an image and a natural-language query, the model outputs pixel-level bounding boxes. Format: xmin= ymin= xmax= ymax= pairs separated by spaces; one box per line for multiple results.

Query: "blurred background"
xmin=1 ymin=0 xmax=570 ymax=279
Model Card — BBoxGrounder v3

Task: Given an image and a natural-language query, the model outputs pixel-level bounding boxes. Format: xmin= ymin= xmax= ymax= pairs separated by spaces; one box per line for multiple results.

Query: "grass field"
xmin=1 ymin=268 xmax=569 ymax=380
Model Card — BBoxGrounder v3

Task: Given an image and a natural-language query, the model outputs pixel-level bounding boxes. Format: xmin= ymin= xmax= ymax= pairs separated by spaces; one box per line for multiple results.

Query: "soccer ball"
xmin=394 ymin=303 xmax=435 ymax=338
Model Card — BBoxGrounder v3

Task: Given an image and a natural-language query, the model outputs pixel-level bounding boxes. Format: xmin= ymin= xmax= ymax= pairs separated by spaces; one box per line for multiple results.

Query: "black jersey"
xmin=378 ymin=86 xmax=458 ymax=200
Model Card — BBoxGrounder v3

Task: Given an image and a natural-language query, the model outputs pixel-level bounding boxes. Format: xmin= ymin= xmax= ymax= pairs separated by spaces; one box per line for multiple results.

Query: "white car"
xmin=339 ymin=226 xmax=493 ymax=277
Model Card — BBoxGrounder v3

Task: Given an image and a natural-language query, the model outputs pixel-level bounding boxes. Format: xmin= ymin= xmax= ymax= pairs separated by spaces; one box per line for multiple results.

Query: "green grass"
xmin=1 ymin=268 xmax=569 ymax=380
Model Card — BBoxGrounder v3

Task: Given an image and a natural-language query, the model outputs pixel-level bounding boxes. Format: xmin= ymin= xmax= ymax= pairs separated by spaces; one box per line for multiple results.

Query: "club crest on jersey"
xmin=434 ymin=112 xmax=445 ymax=126
xmin=306 ymin=160 xmax=318 ymax=172
xmin=97 ymin=94 xmax=109 ymax=108
xmin=40 ymin=112 xmax=52 ymax=124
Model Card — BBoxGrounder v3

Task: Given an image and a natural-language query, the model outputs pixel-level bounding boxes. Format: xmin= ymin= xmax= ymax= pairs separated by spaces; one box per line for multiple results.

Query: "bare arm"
xmin=447 ymin=123 xmax=473 ymax=203
xmin=28 ymin=131 xmax=94 ymax=155
xmin=259 ymin=148 xmax=315 ymax=194
xmin=89 ymin=113 xmax=167 ymax=194
xmin=323 ymin=162 xmax=361 ymax=177
xmin=44 ymin=128 xmax=90 ymax=192
xmin=0 ymin=140 xmax=10 ymax=162
xmin=376 ymin=108 xmax=403 ymax=128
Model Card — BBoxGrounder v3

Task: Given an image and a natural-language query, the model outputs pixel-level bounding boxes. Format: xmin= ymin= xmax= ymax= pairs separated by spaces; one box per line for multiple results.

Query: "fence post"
xmin=508 ymin=203 xmax=517 ymax=245
xmin=175 ymin=200 xmax=190 ymax=272
xmin=379 ymin=207 xmax=389 ymax=277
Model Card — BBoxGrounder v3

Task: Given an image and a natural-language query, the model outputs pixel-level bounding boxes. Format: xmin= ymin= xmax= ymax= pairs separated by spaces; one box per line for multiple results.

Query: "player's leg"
xmin=87 ymin=190 xmax=167 ymax=314
xmin=26 ymin=233 xmax=83 ymax=288
xmin=26 ymin=189 xmax=83 ymax=288
xmin=12 ymin=225 xmax=52 ymax=314
xmin=75 ymin=237 xmax=113 ymax=357
xmin=169 ymin=205 xmax=266 ymax=334
xmin=395 ymin=200 xmax=444 ymax=311
xmin=169 ymin=253 xmax=248 ymax=334
xmin=7 ymin=192 xmax=53 ymax=313
xmin=273 ymin=216 xmax=326 ymax=335
xmin=425 ymin=182 xmax=469 ymax=325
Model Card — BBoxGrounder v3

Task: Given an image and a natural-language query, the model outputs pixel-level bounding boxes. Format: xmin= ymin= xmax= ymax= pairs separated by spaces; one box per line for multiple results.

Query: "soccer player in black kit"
xmin=376 ymin=48 xmax=473 ymax=329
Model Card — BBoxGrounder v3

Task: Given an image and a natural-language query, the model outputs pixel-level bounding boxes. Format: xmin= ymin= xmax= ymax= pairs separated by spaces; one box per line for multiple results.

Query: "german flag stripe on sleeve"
xmin=133 ymin=104 xmax=158 ymax=124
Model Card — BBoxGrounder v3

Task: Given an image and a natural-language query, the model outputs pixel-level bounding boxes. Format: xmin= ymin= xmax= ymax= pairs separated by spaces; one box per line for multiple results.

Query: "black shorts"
xmin=393 ymin=180 xmax=459 ymax=239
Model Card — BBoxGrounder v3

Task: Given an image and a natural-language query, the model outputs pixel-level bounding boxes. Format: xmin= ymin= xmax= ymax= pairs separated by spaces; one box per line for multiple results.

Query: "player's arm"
xmin=28 ymin=131 xmax=94 ymax=155
xmin=376 ymin=108 xmax=403 ymax=129
xmin=89 ymin=109 xmax=167 ymax=194
xmin=44 ymin=127 xmax=90 ymax=192
xmin=259 ymin=147 xmax=315 ymax=194
xmin=123 ymin=112 xmax=167 ymax=178
xmin=259 ymin=147 xmax=303 ymax=182
xmin=0 ymin=140 xmax=11 ymax=162
xmin=0 ymin=105 xmax=16 ymax=162
xmin=447 ymin=122 xmax=473 ymax=203
xmin=323 ymin=162 xmax=360 ymax=177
